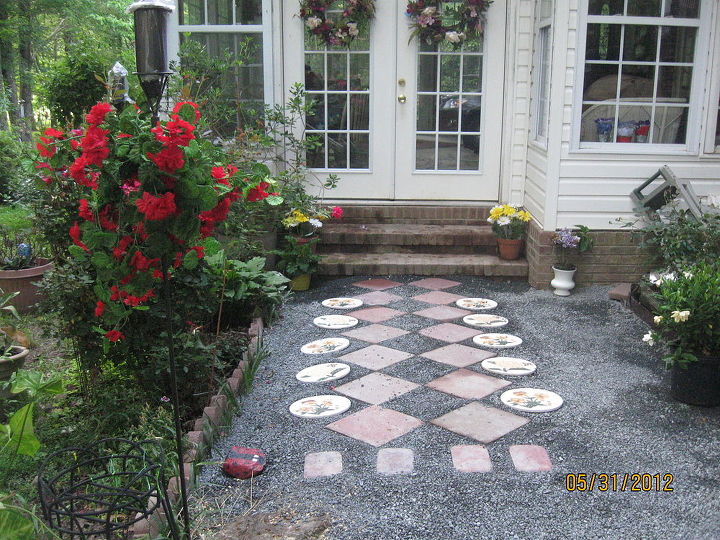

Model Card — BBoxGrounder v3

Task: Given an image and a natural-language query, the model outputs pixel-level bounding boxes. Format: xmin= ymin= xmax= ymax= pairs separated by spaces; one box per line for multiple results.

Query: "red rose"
xmin=37 ymin=140 xmax=56 ymax=158
xmin=80 ymin=126 xmax=110 ymax=167
xmin=44 ymin=128 xmax=65 ymax=139
xmin=331 ymin=206 xmax=344 ymax=219
xmin=94 ymin=301 xmax=105 ymax=317
xmin=135 ymin=191 xmax=177 ymax=221
xmin=191 ymin=246 xmax=205 ymax=259
xmin=113 ymin=235 xmax=134 ymax=260
xmin=86 ymin=102 xmax=113 ymax=126
xmin=78 ymin=199 xmax=94 ymax=221
xmin=105 ymin=329 xmax=125 ymax=342
xmin=147 ymin=145 xmax=185 ymax=173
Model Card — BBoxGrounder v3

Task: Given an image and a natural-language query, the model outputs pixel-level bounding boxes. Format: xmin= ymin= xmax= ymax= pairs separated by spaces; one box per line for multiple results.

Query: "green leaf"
xmin=8 ymin=404 xmax=40 ymax=457
xmin=68 ymin=245 xmax=88 ymax=260
xmin=0 ymin=507 xmax=36 ymax=540
xmin=183 ymin=250 xmax=199 ymax=270
xmin=251 ymin=162 xmax=271 ymax=177
xmin=200 ymin=237 xmax=222 ymax=257
xmin=265 ymin=194 xmax=283 ymax=206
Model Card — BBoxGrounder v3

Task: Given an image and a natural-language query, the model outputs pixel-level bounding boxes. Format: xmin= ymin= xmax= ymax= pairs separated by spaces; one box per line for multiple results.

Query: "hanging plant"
xmin=406 ymin=0 xmax=492 ymax=47
xmin=299 ymin=0 xmax=375 ymax=47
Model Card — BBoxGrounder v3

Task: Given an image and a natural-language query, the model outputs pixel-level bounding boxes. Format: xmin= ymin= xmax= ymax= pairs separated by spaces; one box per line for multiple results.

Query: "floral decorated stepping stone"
xmin=500 ymin=388 xmax=563 ymax=413
xmin=301 ymin=338 xmax=351 ymax=355
xmin=289 ymin=395 xmax=352 ymax=418
xmin=322 ymin=297 xmax=363 ymax=310
xmin=456 ymin=298 xmax=498 ymax=310
xmin=463 ymin=314 xmax=509 ymax=328
xmin=296 ymin=363 xmax=351 ymax=383
xmin=313 ymin=315 xmax=359 ymax=330
xmin=481 ymin=357 xmax=536 ymax=376
xmin=473 ymin=333 xmax=522 ymax=348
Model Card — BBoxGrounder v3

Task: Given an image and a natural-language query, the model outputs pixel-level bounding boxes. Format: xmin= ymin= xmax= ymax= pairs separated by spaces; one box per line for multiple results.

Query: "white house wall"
xmin=525 ymin=143 xmax=548 ymax=224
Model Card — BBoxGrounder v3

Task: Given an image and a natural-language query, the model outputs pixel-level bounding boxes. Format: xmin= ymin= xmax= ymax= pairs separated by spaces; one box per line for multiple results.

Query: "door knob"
xmin=398 ymin=94 xmax=407 ymax=103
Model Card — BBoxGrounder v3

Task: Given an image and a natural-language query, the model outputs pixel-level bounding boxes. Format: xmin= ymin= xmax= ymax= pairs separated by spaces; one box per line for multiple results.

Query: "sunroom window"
xmin=578 ymin=0 xmax=703 ymax=148
xmin=531 ymin=0 xmax=553 ymax=144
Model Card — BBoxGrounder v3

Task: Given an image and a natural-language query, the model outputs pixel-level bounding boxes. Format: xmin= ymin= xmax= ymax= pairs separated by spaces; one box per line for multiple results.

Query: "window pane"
xmin=618 ymin=65 xmax=655 ymax=100
xmin=180 ymin=0 xmax=205 ymax=24
xmin=416 ymin=135 xmax=436 ymax=169
xmin=327 ymin=54 xmax=347 ymax=90
xmin=586 ymin=23 xmax=621 ymax=61
xmin=627 ymin=0 xmax=661 ymax=16
xmin=583 ymin=64 xmax=620 ymax=102
xmin=617 ymin=106 xmax=651 ymax=143
xmin=657 ymin=66 xmax=692 ymax=102
xmin=349 ymin=55 xmax=369 ymax=91
xmin=462 ymin=55 xmax=483 ymax=93
xmin=417 ymin=95 xmax=437 ymax=131
xmin=439 ymin=98 xmax=459 ymax=132
xmin=305 ymin=55 xmax=325 ymax=90
xmin=349 ymin=134 xmax=369 ymax=168
xmin=438 ymin=136 xmax=458 ymax=169
xmin=664 ymin=0 xmax=699 ymax=18
xmin=622 ymin=26 xmax=657 ymax=62
xmin=208 ymin=0 xmax=233 ymax=24
xmin=328 ymin=133 xmax=348 ymax=168
xmin=459 ymin=137 xmax=480 ymax=169
xmin=440 ymin=55 xmax=461 ymax=93
xmin=307 ymin=134 xmax=325 ymax=168
xmin=460 ymin=97 xmax=482 ymax=133
xmin=588 ymin=0 xmax=623 ymax=15
xmin=660 ymin=27 xmax=696 ymax=63
xmin=418 ymin=55 xmax=438 ymax=92
xmin=651 ymin=107 xmax=687 ymax=143
xmin=327 ymin=94 xmax=347 ymax=130
xmin=306 ymin=94 xmax=325 ymax=130
xmin=236 ymin=0 xmax=262 ymax=24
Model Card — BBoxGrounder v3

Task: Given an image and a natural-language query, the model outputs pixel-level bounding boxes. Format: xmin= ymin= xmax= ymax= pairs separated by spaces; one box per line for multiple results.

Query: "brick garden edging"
xmin=130 ymin=317 xmax=265 ymax=538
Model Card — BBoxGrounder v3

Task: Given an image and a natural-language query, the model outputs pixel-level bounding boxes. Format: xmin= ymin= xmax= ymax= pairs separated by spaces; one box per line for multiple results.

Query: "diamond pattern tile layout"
xmin=338 ymin=345 xmax=413 ymax=370
xmin=421 ymin=344 xmax=496 ymax=368
xmin=409 ymin=278 xmax=461 ymax=290
xmin=413 ymin=305 xmax=471 ymax=322
xmin=353 ymin=278 xmax=402 ymax=290
xmin=353 ymin=291 xmax=404 ymax=305
xmin=326 ymin=405 xmax=423 ymax=447
xmin=349 ymin=306 xmax=405 ymax=323
xmin=334 ymin=372 xmax=419 ymax=404
xmin=419 ymin=323 xmax=479 ymax=343
xmin=431 ymin=402 xmax=529 ymax=444
xmin=427 ymin=368 xmax=511 ymax=400
xmin=412 ymin=291 xmax=465 ymax=305
xmin=343 ymin=324 xmax=409 ymax=343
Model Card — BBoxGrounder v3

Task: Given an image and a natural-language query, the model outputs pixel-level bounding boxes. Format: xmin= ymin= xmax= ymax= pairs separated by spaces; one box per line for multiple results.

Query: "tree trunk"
xmin=17 ymin=0 xmax=34 ymax=139
xmin=0 ymin=0 xmax=19 ymax=128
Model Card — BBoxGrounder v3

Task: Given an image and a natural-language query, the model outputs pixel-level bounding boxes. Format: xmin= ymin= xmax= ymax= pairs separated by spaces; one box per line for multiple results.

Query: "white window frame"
xmin=169 ymin=0 xmax=275 ymax=112
xmin=703 ymin=0 xmax=720 ymax=154
xmin=531 ymin=0 xmax=553 ymax=147
xmin=572 ymin=0 xmax=712 ymax=155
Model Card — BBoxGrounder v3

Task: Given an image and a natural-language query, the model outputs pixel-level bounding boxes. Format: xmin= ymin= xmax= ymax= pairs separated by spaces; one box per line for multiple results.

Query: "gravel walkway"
xmin=197 ymin=275 xmax=720 ymax=540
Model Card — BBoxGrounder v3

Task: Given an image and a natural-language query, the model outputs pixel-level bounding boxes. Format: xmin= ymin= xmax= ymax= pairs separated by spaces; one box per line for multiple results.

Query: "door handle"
xmin=398 ymin=94 xmax=407 ymax=104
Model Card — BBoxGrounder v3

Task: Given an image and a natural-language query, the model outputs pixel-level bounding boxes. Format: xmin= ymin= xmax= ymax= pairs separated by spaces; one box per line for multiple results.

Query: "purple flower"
xmin=160 ymin=396 xmax=171 ymax=403
xmin=553 ymin=228 xmax=580 ymax=249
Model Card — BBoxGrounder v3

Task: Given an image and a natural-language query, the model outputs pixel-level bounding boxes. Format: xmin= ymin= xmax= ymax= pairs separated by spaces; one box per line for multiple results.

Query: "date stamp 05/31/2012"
xmin=565 ymin=473 xmax=675 ymax=492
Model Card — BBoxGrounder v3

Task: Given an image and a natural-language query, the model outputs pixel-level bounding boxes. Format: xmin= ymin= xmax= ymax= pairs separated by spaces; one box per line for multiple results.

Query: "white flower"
xmin=421 ymin=6 xmax=437 ymax=16
xmin=486 ymin=217 xmax=495 ymax=224
xmin=653 ymin=315 xmax=663 ymax=324
xmin=670 ymin=310 xmax=690 ymax=323
xmin=683 ymin=271 xmax=693 ymax=279
xmin=445 ymin=31 xmax=461 ymax=43
xmin=497 ymin=216 xmax=511 ymax=226
xmin=642 ymin=332 xmax=655 ymax=346
xmin=346 ymin=22 xmax=359 ymax=37
xmin=308 ymin=218 xmax=323 ymax=228
xmin=306 ymin=16 xmax=322 ymax=29
xmin=702 ymin=193 xmax=720 ymax=209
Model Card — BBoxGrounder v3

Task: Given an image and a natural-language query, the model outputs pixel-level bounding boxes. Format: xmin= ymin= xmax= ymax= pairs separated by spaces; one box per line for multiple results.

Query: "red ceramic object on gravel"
xmin=222 ymin=447 xmax=267 ymax=479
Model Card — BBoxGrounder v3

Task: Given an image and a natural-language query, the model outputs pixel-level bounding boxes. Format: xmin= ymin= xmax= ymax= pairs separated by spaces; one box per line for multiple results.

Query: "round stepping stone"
xmin=463 ymin=313 xmax=509 ymax=328
xmin=289 ymin=395 xmax=352 ymax=418
xmin=313 ymin=315 xmax=359 ymax=329
xmin=456 ymin=298 xmax=498 ymax=310
xmin=321 ymin=297 xmax=363 ymax=309
xmin=481 ymin=357 xmax=536 ymax=376
xmin=296 ymin=363 xmax=351 ymax=383
xmin=500 ymin=388 xmax=563 ymax=413
xmin=301 ymin=337 xmax=351 ymax=355
xmin=473 ymin=333 xmax=523 ymax=348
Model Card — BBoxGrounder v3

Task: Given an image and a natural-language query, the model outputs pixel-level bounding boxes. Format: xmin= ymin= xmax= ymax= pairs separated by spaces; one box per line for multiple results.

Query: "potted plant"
xmin=550 ymin=226 xmax=594 ymax=296
xmin=0 ymin=227 xmax=53 ymax=312
xmin=486 ymin=205 xmax=532 ymax=260
xmin=274 ymin=235 xmax=322 ymax=291
xmin=642 ymin=262 xmax=720 ymax=406
xmin=0 ymin=289 xmax=28 ymax=385
xmin=281 ymin=204 xmax=343 ymax=240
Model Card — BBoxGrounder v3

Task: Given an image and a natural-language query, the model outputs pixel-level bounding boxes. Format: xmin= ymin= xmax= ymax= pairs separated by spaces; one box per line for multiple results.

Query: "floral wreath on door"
xmin=406 ymin=0 xmax=492 ymax=46
xmin=299 ymin=0 xmax=376 ymax=47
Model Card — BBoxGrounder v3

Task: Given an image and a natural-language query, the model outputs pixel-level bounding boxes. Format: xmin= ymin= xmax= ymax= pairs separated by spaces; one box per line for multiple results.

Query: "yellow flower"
xmin=502 ymin=205 xmax=517 ymax=217
xmin=489 ymin=206 xmax=504 ymax=220
xmin=670 ymin=310 xmax=690 ymax=322
xmin=517 ymin=210 xmax=532 ymax=222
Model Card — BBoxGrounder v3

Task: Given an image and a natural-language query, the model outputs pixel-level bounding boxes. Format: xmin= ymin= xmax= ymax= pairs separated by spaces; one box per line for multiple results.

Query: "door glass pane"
xmin=438 ymin=136 xmax=458 ymax=169
xmin=328 ymin=133 xmax=348 ymax=168
xmin=236 ymin=0 xmax=262 ymax=24
xmin=349 ymin=95 xmax=369 ymax=130
xmin=349 ymin=55 xmax=369 ymax=90
xmin=305 ymin=55 xmax=325 ymax=90
xmin=462 ymin=56 xmax=482 ymax=93
xmin=417 ymin=95 xmax=437 ymax=131
xmin=418 ymin=55 xmax=439 ymax=92
xmin=306 ymin=94 xmax=325 ymax=130
xmin=460 ymin=137 xmax=480 ymax=169
xmin=179 ymin=0 xmax=205 ymax=24
xmin=416 ymin=136 xmax=436 ymax=169
xmin=459 ymin=98 xmax=482 ymax=133
xmin=440 ymin=55 xmax=461 ymax=92
xmin=349 ymin=134 xmax=369 ymax=168
xmin=439 ymin=99 xmax=459 ymax=132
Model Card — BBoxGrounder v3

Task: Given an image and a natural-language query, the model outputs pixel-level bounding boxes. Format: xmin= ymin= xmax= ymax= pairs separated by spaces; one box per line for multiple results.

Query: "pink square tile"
xmin=421 ymin=344 xmax=496 ymax=368
xmin=377 ymin=448 xmax=414 ymax=475
xmin=426 ymin=368 xmax=510 ymax=399
xmin=339 ymin=345 xmax=413 ymax=370
xmin=409 ymin=278 xmax=461 ymax=290
xmin=349 ymin=306 xmax=405 ymax=323
xmin=451 ymin=445 xmax=492 ymax=473
xmin=304 ymin=451 xmax=343 ymax=479
xmin=412 ymin=291 xmax=464 ymax=305
xmin=326 ymin=406 xmax=423 ymax=447
xmin=353 ymin=278 xmax=402 ymax=290
xmin=509 ymin=445 xmax=553 ymax=472
xmin=342 ymin=324 xmax=409 ymax=343
xmin=413 ymin=305 xmax=471 ymax=322
xmin=334 ymin=372 xmax=419 ymax=404
xmin=431 ymin=402 xmax=529 ymax=444
xmin=418 ymin=323 xmax=479 ymax=343
xmin=354 ymin=291 xmax=404 ymax=305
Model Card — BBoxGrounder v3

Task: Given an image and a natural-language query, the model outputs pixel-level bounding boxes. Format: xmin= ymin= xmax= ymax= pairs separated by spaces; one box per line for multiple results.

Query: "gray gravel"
xmin=197 ymin=276 xmax=720 ymax=540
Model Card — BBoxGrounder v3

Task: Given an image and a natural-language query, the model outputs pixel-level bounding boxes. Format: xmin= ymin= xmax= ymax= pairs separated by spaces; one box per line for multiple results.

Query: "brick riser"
xmin=338 ymin=205 xmax=491 ymax=225
xmin=318 ymin=244 xmax=498 ymax=255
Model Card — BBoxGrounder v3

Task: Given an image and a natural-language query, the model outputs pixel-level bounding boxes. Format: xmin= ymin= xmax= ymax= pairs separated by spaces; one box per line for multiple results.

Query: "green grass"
xmin=0 ymin=206 xmax=32 ymax=232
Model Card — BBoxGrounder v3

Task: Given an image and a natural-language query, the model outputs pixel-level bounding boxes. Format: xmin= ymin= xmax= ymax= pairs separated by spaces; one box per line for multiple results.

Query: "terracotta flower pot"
xmin=0 ymin=259 xmax=52 ymax=313
xmin=290 ymin=274 xmax=311 ymax=291
xmin=496 ymin=238 xmax=523 ymax=260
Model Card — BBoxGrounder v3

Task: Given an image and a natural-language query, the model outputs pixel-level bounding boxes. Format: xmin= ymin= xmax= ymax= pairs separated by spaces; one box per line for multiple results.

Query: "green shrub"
xmin=0 ymin=130 xmax=30 ymax=204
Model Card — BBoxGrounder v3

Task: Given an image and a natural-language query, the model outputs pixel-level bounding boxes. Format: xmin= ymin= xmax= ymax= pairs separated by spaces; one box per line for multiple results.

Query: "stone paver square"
xmin=431 ymin=402 xmax=529 ymax=444
xmin=349 ymin=306 xmax=405 ymax=323
xmin=427 ymin=368 xmax=511 ymax=400
xmin=304 ymin=451 xmax=343 ymax=479
xmin=510 ymin=445 xmax=553 ymax=472
xmin=353 ymin=291 xmax=404 ymax=305
xmin=338 ymin=345 xmax=413 ymax=370
xmin=421 ymin=344 xmax=496 ymax=367
xmin=409 ymin=278 xmax=461 ymax=290
xmin=334 ymin=372 xmax=419 ymax=404
xmin=451 ymin=445 xmax=492 ymax=473
xmin=326 ymin=405 xmax=423 ymax=447
xmin=377 ymin=448 xmax=414 ymax=475
xmin=342 ymin=324 xmax=409 ymax=343
xmin=354 ymin=278 xmax=402 ymax=290
xmin=413 ymin=305 xmax=471 ymax=322
xmin=412 ymin=291 xmax=465 ymax=305
xmin=419 ymin=323 xmax=479 ymax=343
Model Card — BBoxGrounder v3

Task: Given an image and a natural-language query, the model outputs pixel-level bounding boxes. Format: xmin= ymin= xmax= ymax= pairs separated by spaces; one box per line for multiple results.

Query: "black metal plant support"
xmin=129 ymin=1 xmax=191 ymax=538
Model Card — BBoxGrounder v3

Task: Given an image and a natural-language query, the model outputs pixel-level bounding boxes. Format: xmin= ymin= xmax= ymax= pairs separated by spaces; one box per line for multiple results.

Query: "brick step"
xmin=318 ymin=224 xmax=497 ymax=254
xmin=318 ymin=252 xmax=528 ymax=277
xmin=338 ymin=205 xmax=491 ymax=225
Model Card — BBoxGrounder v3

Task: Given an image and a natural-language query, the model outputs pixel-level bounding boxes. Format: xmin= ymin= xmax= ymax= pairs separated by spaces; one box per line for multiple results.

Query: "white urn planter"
xmin=551 ymin=267 xmax=576 ymax=296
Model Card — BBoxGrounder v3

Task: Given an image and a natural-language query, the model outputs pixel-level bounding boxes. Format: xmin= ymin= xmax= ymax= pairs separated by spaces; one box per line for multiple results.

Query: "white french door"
xmin=282 ymin=0 xmax=505 ymax=201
